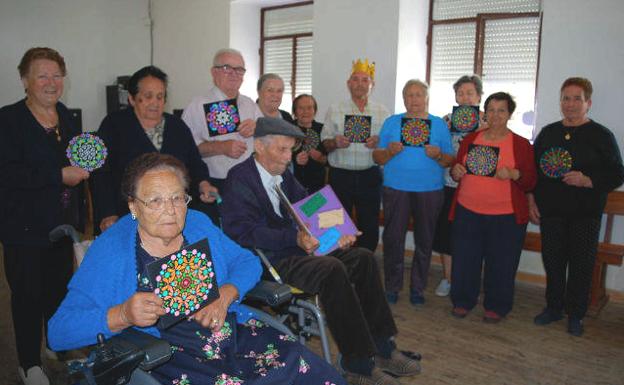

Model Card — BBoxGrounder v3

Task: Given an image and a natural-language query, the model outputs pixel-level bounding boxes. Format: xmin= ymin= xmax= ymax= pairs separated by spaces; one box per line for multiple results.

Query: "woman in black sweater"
xmin=529 ymin=77 xmax=624 ymax=336
xmin=92 ymin=66 xmax=218 ymax=232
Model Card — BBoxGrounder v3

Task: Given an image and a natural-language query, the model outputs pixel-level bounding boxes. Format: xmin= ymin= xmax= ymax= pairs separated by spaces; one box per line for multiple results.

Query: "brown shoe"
xmin=375 ymin=349 xmax=421 ymax=377
xmin=344 ymin=367 xmax=402 ymax=385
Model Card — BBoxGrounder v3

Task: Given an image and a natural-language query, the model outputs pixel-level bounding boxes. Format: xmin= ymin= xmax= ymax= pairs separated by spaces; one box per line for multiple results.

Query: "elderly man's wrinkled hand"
xmin=223 ymin=140 xmax=248 ymax=159
xmin=237 ymin=119 xmax=256 ymax=138
xmin=337 ymin=234 xmax=357 ymax=249
xmin=297 ymin=230 xmax=319 ymax=254
xmin=334 ymin=135 xmax=351 ymax=149
xmin=123 ymin=292 xmax=165 ymax=328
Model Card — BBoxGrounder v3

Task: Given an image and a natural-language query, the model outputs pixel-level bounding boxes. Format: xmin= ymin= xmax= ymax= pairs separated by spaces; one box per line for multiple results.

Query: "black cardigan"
xmin=91 ymin=108 xmax=210 ymax=223
xmin=0 ymin=99 xmax=85 ymax=246
xmin=533 ymin=119 xmax=624 ymax=218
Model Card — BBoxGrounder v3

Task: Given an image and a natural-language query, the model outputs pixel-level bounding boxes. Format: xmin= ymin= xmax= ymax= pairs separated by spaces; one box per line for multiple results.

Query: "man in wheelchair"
xmin=220 ymin=118 xmax=422 ymax=385
xmin=48 ymin=153 xmax=345 ymax=384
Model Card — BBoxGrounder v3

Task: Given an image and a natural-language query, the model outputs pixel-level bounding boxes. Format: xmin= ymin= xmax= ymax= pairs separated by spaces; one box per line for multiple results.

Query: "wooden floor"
xmin=1 ymin=246 xmax=623 ymax=385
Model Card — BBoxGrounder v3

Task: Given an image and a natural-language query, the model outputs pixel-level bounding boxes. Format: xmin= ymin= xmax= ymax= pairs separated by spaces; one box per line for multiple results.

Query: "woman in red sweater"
xmin=449 ymin=92 xmax=536 ymax=322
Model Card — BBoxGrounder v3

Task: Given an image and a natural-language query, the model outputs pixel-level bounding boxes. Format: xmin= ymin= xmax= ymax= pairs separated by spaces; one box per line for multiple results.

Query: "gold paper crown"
xmin=351 ymin=58 xmax=375 ymax=79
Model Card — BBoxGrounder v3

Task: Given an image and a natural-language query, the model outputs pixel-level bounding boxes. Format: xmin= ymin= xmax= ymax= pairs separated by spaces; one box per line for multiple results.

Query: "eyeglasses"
xmin=214 ymin=64 xmax=246 ymax=76
xmin=133 ymin=194 xmax=192 ymax=211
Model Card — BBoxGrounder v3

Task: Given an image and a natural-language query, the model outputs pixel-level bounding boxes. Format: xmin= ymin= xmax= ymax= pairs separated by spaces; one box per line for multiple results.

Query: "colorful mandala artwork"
xmin=540 ymin=147 xmax=572 ymax=178
xmin=344 ymin=115 xmax=371 ymax=143
xmin=302 ymin=129 xmax=321 ymax=152
xmin=204 ymin=98 xmax=240 ymax=137
xmin=465 ymin=144 xmax=499 ymax=177
xmin=66 ymin=133 xmax=107 ymax=171
xmin=400 ymin=118 xmax=431 ymax=147
xmin=146 ymin=239 xmax=219 ymax=329
xmin=451 ymin=105 xmax=479 ymax=133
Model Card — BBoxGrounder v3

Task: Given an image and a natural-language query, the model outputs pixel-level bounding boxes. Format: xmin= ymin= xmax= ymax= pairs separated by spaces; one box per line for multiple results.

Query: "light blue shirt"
xmin=378 ymin=113 xmax=452 ymax=192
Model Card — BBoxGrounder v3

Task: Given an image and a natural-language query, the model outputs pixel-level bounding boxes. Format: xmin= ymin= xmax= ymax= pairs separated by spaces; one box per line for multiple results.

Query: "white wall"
xmin=394 ymin=0 xmax=429 ymax=111
xmin=0 ymin=0 xmax=150 ymax=131
xmin=229 ymin=1 xmax=262 ymax=99
xmin=151 ymin=0 xmax=231 ymax=112
xmin=312 ymin=0 xmax=401 ymax=118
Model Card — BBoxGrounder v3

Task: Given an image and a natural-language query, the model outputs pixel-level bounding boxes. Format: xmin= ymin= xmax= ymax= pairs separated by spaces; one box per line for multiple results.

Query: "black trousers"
xmin=274 ymin=247 xmax=397 ymax=359
xmin=540 ymin=217 xmax=601 ymax=319
xmin=3 ymin=238 xmax=73 ymax=369
xmin=328 ymin=166 xmax=381 ymax=252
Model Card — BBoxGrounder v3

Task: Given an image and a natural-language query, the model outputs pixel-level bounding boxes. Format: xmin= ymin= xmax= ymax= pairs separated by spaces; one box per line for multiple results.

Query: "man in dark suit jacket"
xmin=220 ymin=117 xmax=421 ymax=385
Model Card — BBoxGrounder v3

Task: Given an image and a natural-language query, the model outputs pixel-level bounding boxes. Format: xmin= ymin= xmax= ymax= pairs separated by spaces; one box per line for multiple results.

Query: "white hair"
xmin=212 ymin=48 xmax=244 ymax=66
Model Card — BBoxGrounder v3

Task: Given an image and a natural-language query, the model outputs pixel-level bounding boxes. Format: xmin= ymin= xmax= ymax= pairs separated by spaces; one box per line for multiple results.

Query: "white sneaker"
xmin=435 ymin=279 xmax=451 ymax=297
xmin=18 ymin=366 xmax=50 ymax=385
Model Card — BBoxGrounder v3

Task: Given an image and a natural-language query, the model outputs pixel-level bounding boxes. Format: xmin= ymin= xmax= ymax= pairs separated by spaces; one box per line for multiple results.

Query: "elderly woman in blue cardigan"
xmin=48 ymin=153 xmax=346 ymax=385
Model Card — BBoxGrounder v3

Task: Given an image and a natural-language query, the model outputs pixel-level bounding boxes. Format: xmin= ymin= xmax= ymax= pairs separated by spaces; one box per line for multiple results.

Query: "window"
xmin=427 ymin=0 xmax=541 ymax=138
xmin=261 ymin=1 xmax=313 ymax=114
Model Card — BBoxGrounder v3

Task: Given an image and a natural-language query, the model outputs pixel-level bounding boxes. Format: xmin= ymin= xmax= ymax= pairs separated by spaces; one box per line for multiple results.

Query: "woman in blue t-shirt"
xmin=373 ymin=79 xmax=453 ymax=306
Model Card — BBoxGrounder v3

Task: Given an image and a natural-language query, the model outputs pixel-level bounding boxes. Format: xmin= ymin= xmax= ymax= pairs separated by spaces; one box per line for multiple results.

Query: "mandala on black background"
xmin=204 ymin=98 xmax=240 ymax=137
xmin=540 ymin=147 xmax=572 ymax=178
xmin=344 ymin=115 xmax=371 ymax=143
xmin=451 ymin=105 xmax=479 ymax=133
xmin=400 ymin=118 xmax=431 ymax=147
xmin=66 ymin=133 xmax=107 ymax=172
xmin=466 ymin=144 xmax=499 ymax=177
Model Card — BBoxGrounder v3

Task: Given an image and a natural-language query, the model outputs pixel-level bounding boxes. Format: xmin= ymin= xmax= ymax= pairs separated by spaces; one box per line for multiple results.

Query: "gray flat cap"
xmin=255 ymin=117 xmax=304 ymax=139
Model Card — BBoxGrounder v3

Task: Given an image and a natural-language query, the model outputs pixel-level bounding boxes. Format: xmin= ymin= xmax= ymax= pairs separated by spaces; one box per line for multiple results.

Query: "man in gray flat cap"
xmin=220 ymin=117 xmax=421 ymax=385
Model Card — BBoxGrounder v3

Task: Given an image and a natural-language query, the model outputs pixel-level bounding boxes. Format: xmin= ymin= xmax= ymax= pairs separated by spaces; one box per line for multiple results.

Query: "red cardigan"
xmin=449 ymin=131 xmax=537 ymax=224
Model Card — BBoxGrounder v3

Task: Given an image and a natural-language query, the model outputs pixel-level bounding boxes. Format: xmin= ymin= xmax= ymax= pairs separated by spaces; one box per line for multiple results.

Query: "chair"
xmin=250 ymin=248 xmax=332 ymax=364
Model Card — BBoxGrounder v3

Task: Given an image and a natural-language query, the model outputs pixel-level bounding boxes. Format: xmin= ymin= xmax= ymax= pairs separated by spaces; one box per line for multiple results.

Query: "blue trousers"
xmin=450 ymin=204 xmax=527 ymax=316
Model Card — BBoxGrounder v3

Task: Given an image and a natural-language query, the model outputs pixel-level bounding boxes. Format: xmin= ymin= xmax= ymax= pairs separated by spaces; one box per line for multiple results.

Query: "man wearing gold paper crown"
xmin=321 ymin=59 xmax=390 ymax=252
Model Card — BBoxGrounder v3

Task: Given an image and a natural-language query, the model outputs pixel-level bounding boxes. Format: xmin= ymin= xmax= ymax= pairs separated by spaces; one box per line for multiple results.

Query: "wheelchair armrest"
xmin=111 ymin=328 xmax=172 ymax=370
xmin=245 ymin=280 xmax=293 ymax=307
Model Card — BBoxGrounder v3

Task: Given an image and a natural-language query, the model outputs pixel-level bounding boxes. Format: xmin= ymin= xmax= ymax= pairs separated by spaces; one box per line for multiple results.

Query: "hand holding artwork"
xmin=237 ymin=119 xmax=256 ymax=138
xmin=337 ymin=231 xmax=361 ymax=249
xmin=191 ymin=284 xmax=238 ymax=332
xmin=365 ymin=135 xmax=379 ymax=149
xmin=425 ymin=145 xmax=441 ymax=160
xmin=562 ymin=171 xmax=593 ymax=188
xmin=222 ymin=139 xmax=248 ymax=159
xmin=296 ymin=151 xmax=309 ymax=166
xmin=62 ymin=166 xmax=89 ymax=187
xmin=451 ymin=163 xmax=467 ymax=181
xmin=120 ymin=292 xmax=165 ymax=329
xmin=334 ymin=135 xmax=351 ymax=149
xmin=297 ymin=230 xmax=320 ymax=254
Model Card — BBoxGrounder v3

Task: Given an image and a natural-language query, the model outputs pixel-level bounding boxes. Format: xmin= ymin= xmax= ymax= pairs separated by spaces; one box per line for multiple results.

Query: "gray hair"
xmin=255 ymin=134 xmax=278 ymax=147
xmin=402 ymin=79 xmax=429 ymax=98
xmin=257 ymin=73 xmax=284 ymax=92
xmin=453 ymin=75 xmax=483 ymax=96
xmin=212 ymin=48 xmax=244 ymax=66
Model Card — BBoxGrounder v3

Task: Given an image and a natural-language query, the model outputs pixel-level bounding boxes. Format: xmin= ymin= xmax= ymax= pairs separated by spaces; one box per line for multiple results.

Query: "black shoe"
xmin=568 ymin=317 xmax=584 ymax=337
xmin=533 ymin=308 xmax=563 ymax=325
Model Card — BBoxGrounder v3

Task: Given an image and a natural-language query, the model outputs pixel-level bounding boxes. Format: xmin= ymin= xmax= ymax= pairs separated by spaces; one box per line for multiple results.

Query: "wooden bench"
xmin=377 ymin=190 xmax=624 ymax=316
xmin=522 ymin=190 xmax=624 ymax=316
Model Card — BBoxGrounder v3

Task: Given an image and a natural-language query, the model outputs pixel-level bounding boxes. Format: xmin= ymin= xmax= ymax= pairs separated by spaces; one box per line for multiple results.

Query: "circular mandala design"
xmin=540 ymin=147 xmax=572 ymax=178
xmin=344 ymin=116 xmax=370 ymax=142
xmin=302 ymin=129 xmax=320 ymax=152
xmin=207 ymin=102 xmax=240 ymax=135
xmin=66 ymin=133 xmax=108 ymax=172
xmin=466 ymin=145 xmax=498 ymax=176
xmin=154 ymin=249 xmax=214 ymax=317
xmin=402 ymin=119 xmax=430 ymax=146
xmin=452 ymin=106 xmax=479 ymax=132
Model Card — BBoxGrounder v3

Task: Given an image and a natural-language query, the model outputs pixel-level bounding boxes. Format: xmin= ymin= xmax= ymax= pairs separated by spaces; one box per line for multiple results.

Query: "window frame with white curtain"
xmin=426 ymin=0 xmax=542 ymax=138
xmin=260 ymin=1 xmax=314 ymax=113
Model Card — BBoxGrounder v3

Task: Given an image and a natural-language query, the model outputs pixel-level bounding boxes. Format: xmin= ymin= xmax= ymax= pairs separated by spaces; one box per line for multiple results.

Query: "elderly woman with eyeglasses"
xmin=49 ymin=153 xmax=346 ymax=385
xmin=92 ymin=65 xmax=218 ymax=233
